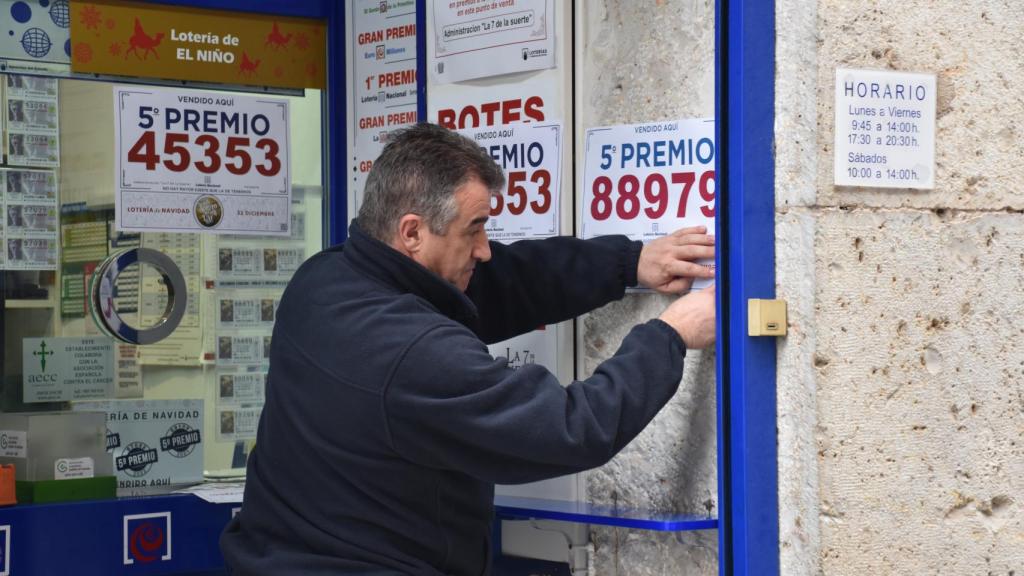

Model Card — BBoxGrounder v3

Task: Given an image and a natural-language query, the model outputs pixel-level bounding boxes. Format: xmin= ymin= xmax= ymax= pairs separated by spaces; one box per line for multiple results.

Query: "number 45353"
xmin=127 ymin=131 xmax=282 ymax=177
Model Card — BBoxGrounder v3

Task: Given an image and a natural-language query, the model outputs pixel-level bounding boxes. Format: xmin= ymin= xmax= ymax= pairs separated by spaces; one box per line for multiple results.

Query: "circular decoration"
xmin=119 ymin=441 xmax=155 ymax=477
xmin=10 ymin=2 xmax=31 ymax=24
xmin=193 ymin=195 xmax=224 ymax=228
xmin=89 ymin=248 xmax=188 ymax=345
xmin=162 ymin=423 xmax=200 ymax=458
xmin=20 ymin=27 xmax=51 ymax=58
xmin=49 ymin=0 xmax=69 ymax=28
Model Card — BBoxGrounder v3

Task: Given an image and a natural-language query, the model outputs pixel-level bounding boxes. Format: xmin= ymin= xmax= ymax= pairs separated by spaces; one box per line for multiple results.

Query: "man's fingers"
xmin=673 ymin=244 xmax=716 ymax=261
xmin=672 ymin=233 xmax=716 ymax=247
xmin=665 ymin=260 xmax=716 ymax=278
xmin=671 ymin=226 xmax=707 ymax=237
xmin=658 ymin=277 xmax=694 ymax=294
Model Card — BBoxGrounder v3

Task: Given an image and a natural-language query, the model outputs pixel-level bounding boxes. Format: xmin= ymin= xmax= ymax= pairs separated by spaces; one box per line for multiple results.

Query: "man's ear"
xmin=396 ymin=214 xmax=425 ymax=255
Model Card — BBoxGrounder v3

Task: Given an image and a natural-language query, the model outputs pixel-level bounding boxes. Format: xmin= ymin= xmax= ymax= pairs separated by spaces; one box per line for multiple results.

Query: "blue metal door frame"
xmin=715 ymin=0 xmax=780 ymax=574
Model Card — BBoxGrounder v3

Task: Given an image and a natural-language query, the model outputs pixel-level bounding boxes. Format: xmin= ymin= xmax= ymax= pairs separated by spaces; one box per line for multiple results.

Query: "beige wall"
xmin=778 ymin=0 xmax=1024 ymax=574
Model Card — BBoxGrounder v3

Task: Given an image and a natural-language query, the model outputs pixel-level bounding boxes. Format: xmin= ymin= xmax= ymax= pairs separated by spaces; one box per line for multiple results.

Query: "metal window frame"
xmin=715 ymin=0 xmax=781 ymax=574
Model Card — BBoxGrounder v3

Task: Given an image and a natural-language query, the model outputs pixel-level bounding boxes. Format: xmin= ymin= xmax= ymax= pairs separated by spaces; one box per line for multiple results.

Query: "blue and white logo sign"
xmin=0 ymin=1 xmax=71 ymax=64
xmin=123 ymin=512 xmax=172 ymax=565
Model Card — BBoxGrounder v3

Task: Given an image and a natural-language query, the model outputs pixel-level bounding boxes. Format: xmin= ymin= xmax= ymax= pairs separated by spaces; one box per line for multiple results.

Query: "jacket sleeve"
xmin=465 ymin=235 xmax=642 ymax=344
xmin=383 ymin=318 xmax=685 ymax=484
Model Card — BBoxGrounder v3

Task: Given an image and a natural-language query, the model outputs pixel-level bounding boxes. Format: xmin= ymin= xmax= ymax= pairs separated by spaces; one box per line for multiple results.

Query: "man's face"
xmin=413 ymin=178 xmax=493 ymax=292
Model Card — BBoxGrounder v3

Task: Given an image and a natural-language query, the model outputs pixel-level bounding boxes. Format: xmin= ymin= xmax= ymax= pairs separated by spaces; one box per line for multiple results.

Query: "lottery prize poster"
xmin=459 ymin=123 xmax=561 ymax=242
xmin=431 ymin=0 xmax=555 ymax=84
xmin=348 ymin=0 xmax=418 ymax=211
xmin=114 ymin=86 xmax=291 ymax=235
xmin=73 ymin=399 xmax=204 ymax=493
xmin=581 ymin=119 xmax=716 ymax=291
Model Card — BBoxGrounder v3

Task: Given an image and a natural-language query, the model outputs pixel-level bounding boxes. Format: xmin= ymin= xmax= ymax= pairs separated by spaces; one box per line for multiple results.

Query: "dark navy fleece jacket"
xmin=220 ymin=221 xmax=687 ymax=575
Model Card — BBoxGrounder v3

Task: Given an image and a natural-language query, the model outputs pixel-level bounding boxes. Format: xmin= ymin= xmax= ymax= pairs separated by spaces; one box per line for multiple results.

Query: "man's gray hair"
xmin=357 ymin=123 xmax=506 ymax=241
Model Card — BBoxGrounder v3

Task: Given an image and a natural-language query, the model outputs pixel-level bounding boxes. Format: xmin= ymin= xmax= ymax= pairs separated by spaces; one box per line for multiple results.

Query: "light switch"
xmin=747 ymin=299 xmax=787 ymax=337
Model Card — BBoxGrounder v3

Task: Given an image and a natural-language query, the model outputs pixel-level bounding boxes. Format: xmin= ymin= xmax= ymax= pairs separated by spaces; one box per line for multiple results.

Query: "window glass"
xmin=1 ymin=74 xmax=324 ymax=492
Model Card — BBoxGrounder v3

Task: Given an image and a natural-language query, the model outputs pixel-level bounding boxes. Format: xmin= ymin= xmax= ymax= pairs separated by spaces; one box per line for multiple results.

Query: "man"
xmin=221 ymin=123 xmax=716 ymax=575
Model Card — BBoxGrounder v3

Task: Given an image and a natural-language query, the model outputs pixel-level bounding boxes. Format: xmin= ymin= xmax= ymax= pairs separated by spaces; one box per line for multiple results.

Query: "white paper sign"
xmin=114 ymin=86 xmax=291 ymax=235
xmin=217 ymin=406 xmax=261 ymax=441
xmin=0 ymin=431 xmax=28 ymax=458
xmin=349 ymin=1 xmax=419 ymax=210
xmin=2 ymin=169 xmax=57 ymax=203
xmin=487 ymin=327 xmax=557 ymax=372
xmin=5 ymin=75 xmax=58 ymax=100
xmin=73 ymin=399 xmax=204 ymax=491
xmin=460 ymin=123 xmax=561 ymax=241
xmin=22 ymin=337 xmax=115 ymax=402
xmin=6 ymin=203 xmax=57 ymax=236
xmin=55 ymin=457 xmax=95 ymax=479
xmin=217 ymin=296 xmax=279 ymax=329
xmin=6 ymin=132 xmax=58 ymax=167
xmin=217 ymin=370 xmax=267 ymax=405
xmin=431 ymin=0 xmax=555 ymax=84
xmin=4 ymin=237 xmax=57 ymax=270
xmin=216 ymin=334 xmax=271 ymax=366
xmin=834 ymin=68 xmax=936 ymax=189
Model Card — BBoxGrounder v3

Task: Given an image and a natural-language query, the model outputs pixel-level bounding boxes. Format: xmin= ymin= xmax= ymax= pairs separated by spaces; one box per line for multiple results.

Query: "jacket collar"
xmin=342 ymin=220 xmax=481 ymax=332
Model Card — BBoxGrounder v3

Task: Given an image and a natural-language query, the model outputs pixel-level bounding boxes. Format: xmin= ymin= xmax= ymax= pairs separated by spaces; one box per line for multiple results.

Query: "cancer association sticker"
xmin=123 ymin=512 xmax=171 ymax=565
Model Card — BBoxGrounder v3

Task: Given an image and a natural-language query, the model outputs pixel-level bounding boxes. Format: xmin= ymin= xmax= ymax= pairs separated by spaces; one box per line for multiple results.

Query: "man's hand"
xmin=658 ymin=285 xmax=716 ymax=349
xmin=637 ymin=226 xmax=716 ymax=294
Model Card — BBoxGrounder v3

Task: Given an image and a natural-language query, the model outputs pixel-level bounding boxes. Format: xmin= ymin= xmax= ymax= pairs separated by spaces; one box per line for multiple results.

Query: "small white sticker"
xmin=55 ymin=457 xmax=95 ymax=479
xmin=0 ymin=431 xmax=27 ymax=458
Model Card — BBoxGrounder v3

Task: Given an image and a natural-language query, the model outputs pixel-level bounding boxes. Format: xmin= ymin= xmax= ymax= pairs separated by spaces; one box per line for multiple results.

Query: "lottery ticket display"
xmin=1 ymin=75 xmax=59 ymax=270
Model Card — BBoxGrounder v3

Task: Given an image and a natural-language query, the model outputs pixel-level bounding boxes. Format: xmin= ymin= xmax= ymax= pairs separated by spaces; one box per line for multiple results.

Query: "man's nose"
xmin=474 ymin=235 xmax=492 ymax=262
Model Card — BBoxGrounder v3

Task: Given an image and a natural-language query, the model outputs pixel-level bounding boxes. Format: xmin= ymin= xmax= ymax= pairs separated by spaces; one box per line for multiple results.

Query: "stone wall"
xmin=579 ymin=1 xmax=719 ymax=574
xmin=778 ymin=0 xmax=1024 ymax=574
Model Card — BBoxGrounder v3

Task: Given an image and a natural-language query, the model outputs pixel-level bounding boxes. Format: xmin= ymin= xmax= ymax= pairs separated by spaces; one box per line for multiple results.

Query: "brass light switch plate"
xmin=748 ymin=299 xmax=787 ymax=337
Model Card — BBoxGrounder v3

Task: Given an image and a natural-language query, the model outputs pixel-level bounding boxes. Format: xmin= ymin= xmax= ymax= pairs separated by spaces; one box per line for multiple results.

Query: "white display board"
xmin=22 ymin=336 xmax=114 ymax=402
xmin=580 ymin=119 xmax=716 ymax=289
xmin=347 ymin=0 xmax=419 ymax=213
xmin=73 ymin=399 xmax=204 ymax=492
xmin=833 ymin=68 xmax=936 ymax=189
xmin=460 ymin=123 xmax=562 ymax=242
xmin=430 ymin=0 xmax=555 ymax=84
xmin=114 ymin=86 xmax=291 ymax=235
